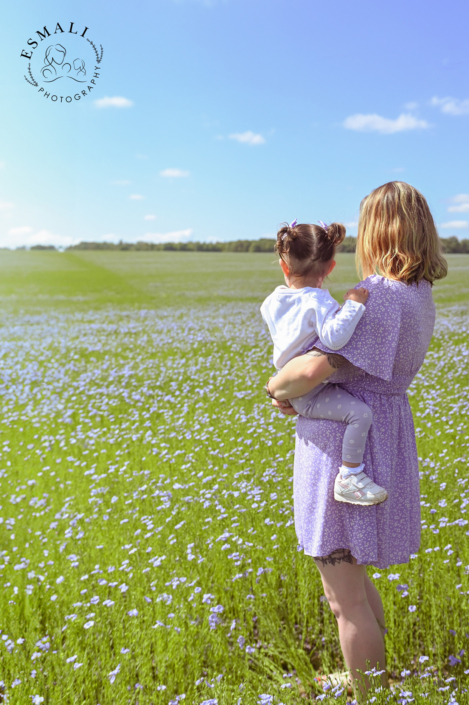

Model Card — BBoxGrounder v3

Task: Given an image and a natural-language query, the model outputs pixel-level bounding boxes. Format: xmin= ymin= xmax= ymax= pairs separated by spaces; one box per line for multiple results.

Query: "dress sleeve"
xmin=314 ymin=276 xmax=401 ymax=382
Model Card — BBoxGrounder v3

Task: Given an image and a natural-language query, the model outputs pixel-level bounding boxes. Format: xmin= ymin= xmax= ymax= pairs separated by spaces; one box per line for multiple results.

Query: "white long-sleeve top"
xmin=260 ymin=285 xmax=365 ymax=369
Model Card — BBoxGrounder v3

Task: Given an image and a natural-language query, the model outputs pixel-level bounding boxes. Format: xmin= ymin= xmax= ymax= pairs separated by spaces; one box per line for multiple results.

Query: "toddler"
xmin=261 ymin=220 xmax=387 ymax=506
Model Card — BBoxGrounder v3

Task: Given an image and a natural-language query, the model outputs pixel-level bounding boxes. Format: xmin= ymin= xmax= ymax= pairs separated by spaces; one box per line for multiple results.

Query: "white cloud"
xmin=101 ymin=234 xmax=118 ymax=242
xmin=431 ymin=96 xmax=469 ymax=115
xmin=0 ymin=200 xmax=14 ymax=211
xmin=0 ymin=227 xmax=77 ymax=249
xmin=404 ymin=101 xmax=418 ymax=110
xmin=160 ymin=168 xmax=190 ymax=178
xmin=8 ymin=226 xmax=33 ymax=236
xmin=344 ymin=221 xmax=358 ymax=228
xmin=229 ymin=131 xmax=265 ymax=145
xmin=343 ymin=113 xmax=430 ymax=134
xmin=448 ymin=204 xmax=469 ymax=213
xmin=94 ymin=96 xmax=134 ymax=109
xmin=440 ymin=220 xmax=469 ymax=229
xmin=130 ymin=194 xmax=144 ymax=200
xmin=144 ymin=214 xmax=156 ymax=221
xmin=30 ymin=230 xmax=77 ymax=247
xmin=136 ymin=154 xmax=148 ymax=160
xmin=447 ymin=194 xmax=469 ymax=213
xmin=140 ymin=228 xmax=193 ymax=244
xmin=391 ymin=167 xmax=406 ymax=173
xmin=112 ymin=180 xmax=131 ymax=185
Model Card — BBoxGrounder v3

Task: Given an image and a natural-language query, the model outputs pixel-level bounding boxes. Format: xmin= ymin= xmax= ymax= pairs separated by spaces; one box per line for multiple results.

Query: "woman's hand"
xmin=272 ymin=399 xmax=299 ymax=416
xmin=268 ymin=352 xmax=335 ymax=401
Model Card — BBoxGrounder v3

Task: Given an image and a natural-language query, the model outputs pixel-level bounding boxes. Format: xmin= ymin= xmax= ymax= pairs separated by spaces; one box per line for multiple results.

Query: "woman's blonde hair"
xmin=356 ymin=181 xmax=447 ymax=284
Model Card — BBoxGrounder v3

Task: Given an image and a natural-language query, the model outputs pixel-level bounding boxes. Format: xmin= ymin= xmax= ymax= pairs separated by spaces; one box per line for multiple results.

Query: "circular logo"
xmin=21 ymin=22 xmax=103 ymax=104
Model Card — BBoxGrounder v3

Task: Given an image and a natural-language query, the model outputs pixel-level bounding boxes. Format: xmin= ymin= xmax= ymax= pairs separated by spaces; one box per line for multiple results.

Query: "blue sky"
xmin=1 ymin=0 xmax=468 ymax=247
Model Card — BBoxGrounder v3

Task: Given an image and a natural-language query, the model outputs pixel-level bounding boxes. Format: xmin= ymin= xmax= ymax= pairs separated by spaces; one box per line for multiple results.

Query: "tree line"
xmin=24 ymin=236 xmax=469 ymax=254
xmin=28 ymin=236 xmax=359 ymax=253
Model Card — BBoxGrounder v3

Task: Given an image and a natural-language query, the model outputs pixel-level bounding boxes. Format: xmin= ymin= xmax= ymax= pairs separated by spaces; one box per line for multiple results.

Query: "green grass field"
xmin=0 ymin=251 xmax=467 ymax=310
xmin=0 ymin=251 xmax=468 ymax=705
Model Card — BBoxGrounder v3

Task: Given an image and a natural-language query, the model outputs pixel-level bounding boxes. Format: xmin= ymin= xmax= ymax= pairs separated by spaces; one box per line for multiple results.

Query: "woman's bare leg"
xmin=364 ymin=574 xmax=387 ymax=639
xmin=315 ymin=553 xmax=388 ymax=698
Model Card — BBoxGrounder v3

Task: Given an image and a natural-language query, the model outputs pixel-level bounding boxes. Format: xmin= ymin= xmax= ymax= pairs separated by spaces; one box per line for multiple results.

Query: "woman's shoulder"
xmin=355 ymin=275 xmax=435 ymax=348
xmin=360 ymin=275 xmax=432 ymax=301
xmin=361 ymin=274 xmax=432 ymax=288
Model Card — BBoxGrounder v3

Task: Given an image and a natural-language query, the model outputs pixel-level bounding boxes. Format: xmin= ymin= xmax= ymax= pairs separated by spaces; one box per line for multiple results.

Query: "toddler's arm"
xmin=317 ymin=287 xmax=368 ymax=351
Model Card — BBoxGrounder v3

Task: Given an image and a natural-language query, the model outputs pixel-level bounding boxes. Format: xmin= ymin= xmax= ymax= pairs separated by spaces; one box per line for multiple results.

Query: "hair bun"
xmin=289 ymin=226 xmax=300 ymax=240
xmin=326 ymin=222 xmax=346 ymax=246
xmin=275 ymin=222 xmax=300 ymax=253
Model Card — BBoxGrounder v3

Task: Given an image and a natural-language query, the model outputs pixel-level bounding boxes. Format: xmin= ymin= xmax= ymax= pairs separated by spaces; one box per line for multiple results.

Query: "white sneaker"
xmin=334 ymin=471 xmax=388 ymax=506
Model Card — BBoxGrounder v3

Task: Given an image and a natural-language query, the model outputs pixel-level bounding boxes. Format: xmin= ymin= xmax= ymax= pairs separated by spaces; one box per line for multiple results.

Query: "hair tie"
xmin=282 ymin=218 xmax=297 ymax=241
xmin=318 ymin=220 xmax=329 ymax=231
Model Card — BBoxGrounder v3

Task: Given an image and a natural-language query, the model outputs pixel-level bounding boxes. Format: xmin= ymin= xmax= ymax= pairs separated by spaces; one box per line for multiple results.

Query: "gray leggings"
xmin=290 ymin=383 xmax=372 ymax=464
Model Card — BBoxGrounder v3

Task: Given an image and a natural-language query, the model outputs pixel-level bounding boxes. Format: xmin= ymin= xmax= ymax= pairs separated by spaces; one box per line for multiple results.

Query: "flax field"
xmin=0 ymin=251 xmax=468 ymax=705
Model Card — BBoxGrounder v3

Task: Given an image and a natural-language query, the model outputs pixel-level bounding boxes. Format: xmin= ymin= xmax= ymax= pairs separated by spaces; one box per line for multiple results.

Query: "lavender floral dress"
xmin=294 ymin=275 xmax=435 ymax=569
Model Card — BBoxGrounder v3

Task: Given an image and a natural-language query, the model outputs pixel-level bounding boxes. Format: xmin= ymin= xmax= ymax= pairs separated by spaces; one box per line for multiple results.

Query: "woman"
xmin=267 ymin=182 xmax=447 ymax=698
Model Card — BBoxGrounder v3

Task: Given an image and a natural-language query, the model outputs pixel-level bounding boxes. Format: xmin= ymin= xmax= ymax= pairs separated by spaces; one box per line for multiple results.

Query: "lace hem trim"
xmin=313 ymin=548 xmax=354 ymax=566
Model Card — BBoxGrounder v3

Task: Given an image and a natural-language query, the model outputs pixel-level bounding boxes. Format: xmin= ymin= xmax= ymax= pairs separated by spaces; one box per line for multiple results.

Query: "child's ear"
xmin=327 ymin=259 xmax=337 ymax=276
xmin=279 ymin=258 xmax=289 ymax=277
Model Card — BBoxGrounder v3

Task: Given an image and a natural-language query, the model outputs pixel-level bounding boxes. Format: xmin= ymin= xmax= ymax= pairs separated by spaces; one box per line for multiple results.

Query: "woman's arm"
xmin=268 ymin=351 xmax=344 ymax=401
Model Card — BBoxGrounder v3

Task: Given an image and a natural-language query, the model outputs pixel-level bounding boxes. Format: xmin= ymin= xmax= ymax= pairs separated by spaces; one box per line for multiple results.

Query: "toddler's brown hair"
xmin=275 ymin=221 xmax=346 ymax=276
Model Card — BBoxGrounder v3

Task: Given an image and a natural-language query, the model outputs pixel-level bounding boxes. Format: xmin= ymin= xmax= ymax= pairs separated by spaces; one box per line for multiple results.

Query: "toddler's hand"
xmin=344 ymin=287 xmax=369 ymax=305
